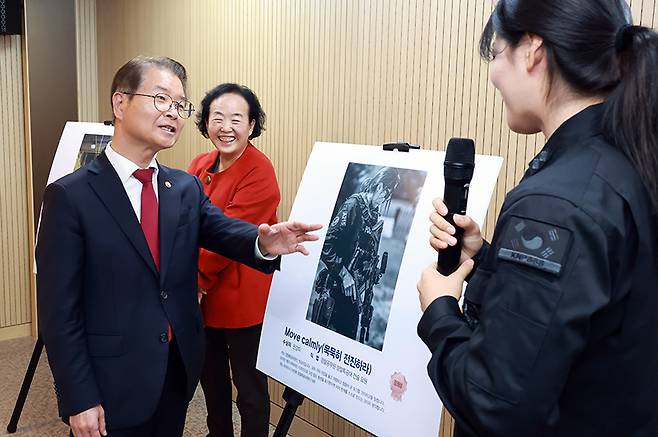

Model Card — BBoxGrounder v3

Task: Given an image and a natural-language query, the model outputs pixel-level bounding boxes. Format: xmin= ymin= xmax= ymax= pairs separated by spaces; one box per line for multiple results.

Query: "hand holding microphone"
xmin=418 ymin=138 xmax=481 ymax=311
xmin=430 ymin=198 xmax=483 ymax=263
xmin=417 ymin=259 xmax=474 ymax=311
xmin=436 ymin=138 xmax=478 ymax=275
xmin=423 ymin=199 xmax=482 ymax=305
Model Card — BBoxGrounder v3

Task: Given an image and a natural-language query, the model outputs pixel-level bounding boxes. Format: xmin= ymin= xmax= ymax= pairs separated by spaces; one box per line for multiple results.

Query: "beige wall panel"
xmin=96 ymin=0 xmax=526 ymax=230
xmin=76 ymin=0 xmax=100 ymax=122
xmin=93 ymin=1 xmax=658 ymax=435
xmin=0 ymin=35 xmax=31 ymax=333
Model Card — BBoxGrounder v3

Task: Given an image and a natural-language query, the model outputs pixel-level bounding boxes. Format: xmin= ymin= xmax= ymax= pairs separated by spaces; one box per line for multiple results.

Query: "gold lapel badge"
xmin=204 ymin=175 xmax=212 ymax=185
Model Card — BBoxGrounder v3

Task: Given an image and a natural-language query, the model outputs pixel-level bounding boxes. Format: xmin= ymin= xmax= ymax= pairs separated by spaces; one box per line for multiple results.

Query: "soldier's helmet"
xmin=361 ymin=167 xmax=400 ymax=198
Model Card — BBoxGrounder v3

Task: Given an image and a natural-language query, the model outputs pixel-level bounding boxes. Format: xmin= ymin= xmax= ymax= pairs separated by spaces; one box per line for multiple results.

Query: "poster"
xmin=46 ymin=122 xmax=114 ymax=185
xmin=35 ymin=122 xmax=114 ymax=273
xmin=258 ymin=142 xmax=503 ymax=437
xmin=305 ymin=163 xmax=427 ymax=351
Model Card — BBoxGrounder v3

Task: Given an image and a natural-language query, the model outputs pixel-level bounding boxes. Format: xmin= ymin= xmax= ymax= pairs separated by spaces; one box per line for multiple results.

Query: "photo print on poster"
xmin=306 ymin=163 xmax=427 ymax=350
xmin=74 ymin=134 xmax=112 ymax=170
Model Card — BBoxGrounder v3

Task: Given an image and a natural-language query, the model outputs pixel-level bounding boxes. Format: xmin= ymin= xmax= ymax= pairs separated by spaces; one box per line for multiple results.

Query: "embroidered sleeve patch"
xmin=497 ymin=215 xmax=572 ymax=276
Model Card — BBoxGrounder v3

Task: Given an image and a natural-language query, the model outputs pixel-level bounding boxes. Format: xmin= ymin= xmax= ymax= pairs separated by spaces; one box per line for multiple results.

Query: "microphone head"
xmin=445 ymin=138 xmax=475 ymax=166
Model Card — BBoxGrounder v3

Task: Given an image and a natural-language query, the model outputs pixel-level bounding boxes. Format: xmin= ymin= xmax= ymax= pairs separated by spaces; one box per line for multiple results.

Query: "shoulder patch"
xmin=497 ymin=215 xmax=572 ymax=276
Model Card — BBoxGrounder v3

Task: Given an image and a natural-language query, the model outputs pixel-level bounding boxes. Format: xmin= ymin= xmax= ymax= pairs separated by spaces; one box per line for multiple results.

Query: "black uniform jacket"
xmin=418 ymin=104 xmax=658 ymax=436
xmin=36 ymin=153 xmax=279 ymax=429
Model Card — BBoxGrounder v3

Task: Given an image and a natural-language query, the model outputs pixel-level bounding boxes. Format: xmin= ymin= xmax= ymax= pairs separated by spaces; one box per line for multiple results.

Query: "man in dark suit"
xmin=36 ymin=56 xmax=320 ymax=437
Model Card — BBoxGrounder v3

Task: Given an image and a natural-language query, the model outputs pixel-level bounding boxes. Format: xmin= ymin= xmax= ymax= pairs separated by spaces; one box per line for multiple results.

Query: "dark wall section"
xmin=24 ymin=0 xmax=78 ymax=222
xmin=0 ymin=0 xmax=23 ymax=35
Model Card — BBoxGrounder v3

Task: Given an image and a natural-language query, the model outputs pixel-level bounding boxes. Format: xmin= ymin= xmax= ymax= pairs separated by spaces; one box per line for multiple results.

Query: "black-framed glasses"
xmin=120 ymin=92 xmax=195 ymax=119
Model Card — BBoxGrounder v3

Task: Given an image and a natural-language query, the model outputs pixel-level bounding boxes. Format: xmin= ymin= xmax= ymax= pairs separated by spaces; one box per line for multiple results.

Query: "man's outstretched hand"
xmin=257 ymin=221 xmax=323 ymax=256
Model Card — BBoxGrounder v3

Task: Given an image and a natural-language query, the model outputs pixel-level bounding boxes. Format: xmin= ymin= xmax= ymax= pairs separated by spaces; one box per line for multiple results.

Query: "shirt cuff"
xmin=255 ymin=237 xmax=278 ymax=260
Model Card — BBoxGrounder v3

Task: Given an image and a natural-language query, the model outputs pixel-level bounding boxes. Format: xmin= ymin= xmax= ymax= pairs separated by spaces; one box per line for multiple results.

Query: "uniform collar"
xmin=524 ymin=103 xmax=605 ymax=178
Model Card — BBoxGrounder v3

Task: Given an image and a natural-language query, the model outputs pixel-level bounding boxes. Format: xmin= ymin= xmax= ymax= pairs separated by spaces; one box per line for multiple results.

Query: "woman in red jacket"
xmin=188 ymin=83 xmax=280 ymax=437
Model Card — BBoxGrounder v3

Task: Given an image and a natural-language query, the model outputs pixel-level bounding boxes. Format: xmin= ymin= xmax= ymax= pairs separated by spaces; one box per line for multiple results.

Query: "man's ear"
xmin=112 ymin=92 xmax=125 ymax=121
xmin=525 ymin=33 xmax=546 ymax=72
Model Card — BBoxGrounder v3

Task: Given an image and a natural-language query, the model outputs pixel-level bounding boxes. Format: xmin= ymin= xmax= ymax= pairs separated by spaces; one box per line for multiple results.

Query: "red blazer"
xmin=188 ymin=144 xmax=280 ymax=328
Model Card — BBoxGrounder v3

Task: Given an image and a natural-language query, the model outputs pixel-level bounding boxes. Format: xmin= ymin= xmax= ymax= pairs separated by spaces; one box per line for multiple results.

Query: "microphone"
xmin=437 ymin=138 xmax=475 ymax=275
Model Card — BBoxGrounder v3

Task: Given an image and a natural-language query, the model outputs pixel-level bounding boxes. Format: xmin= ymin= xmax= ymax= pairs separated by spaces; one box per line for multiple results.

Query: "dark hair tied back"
xmin=615 ymin=24 xmax=634 ymax=52
xmin=480 ymin=0 xmax=658 ymax=217
xmin=603 ymin=24 xmax=658 ymax=215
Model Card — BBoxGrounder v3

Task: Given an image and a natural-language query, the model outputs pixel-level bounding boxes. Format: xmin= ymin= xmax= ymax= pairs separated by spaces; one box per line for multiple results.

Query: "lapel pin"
xmin=164 ymin=180 xmax=172 ymax=189
xmin=204 ymin=175 xmax=212 ymax=185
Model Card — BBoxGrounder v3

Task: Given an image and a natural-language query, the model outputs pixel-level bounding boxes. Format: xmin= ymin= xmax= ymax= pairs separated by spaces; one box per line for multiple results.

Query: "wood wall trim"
xmin=0 ymin=34 xmax=32 ymax=334
xmin=0 ymin=323 xmax=32 ymax=342
xmin=21 ymin=5 xmax=38 ymax=339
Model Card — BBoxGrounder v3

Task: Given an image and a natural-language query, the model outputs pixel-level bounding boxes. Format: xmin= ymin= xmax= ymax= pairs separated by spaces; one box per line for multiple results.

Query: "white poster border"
xmin=46 ymin=121 xmax=115 ymax=185
xmin=258 ymin=142 xmax=503 ymax=437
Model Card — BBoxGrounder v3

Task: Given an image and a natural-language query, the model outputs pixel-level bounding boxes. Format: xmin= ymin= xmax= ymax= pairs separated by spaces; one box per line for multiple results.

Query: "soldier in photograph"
xmin=312 ymin=167 xmax=399 ymax=341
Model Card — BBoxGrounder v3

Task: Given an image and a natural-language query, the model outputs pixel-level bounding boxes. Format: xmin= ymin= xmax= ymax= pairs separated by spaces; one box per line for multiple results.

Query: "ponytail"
xmin=479 ymin=0 xmax=658 ymax=216
xmin=603 ymin=26 xmax=658 ymax=215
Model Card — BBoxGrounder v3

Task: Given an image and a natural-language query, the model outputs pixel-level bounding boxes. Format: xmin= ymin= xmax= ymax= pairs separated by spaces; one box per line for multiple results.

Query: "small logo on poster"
xmin=390 ymin=372 xmax=408 ymax=401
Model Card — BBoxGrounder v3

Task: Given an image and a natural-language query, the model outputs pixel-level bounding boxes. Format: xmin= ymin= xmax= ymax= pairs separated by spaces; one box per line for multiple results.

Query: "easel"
xmin=6 ymin=336 xmax=43 ymax=433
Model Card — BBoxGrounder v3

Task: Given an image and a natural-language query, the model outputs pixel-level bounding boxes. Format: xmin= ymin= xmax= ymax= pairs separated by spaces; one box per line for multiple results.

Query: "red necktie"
xmin=133 ymin=168 xmax=171 ymax=341
xmin=133 ymin=168 xmax=160 ymax=267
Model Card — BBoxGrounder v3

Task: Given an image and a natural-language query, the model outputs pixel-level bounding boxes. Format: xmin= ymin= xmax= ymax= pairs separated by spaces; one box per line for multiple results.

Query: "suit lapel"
xmin=157 ymin=164 xmax=181 ymax=286
xmin=87 ymin=153 xmax=158 ymax=277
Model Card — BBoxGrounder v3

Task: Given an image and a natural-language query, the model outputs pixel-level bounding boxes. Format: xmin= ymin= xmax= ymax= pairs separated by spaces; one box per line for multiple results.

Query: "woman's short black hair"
xmin=195 ymin=83 xmax=266 ymax=139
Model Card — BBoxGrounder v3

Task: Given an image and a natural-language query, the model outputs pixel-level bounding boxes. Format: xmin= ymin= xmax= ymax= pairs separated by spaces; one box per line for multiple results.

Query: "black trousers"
xmin=200 ymin=324 xmax=270 ymax=437
xmin=70 ymin=339 xmax=189 ymax=437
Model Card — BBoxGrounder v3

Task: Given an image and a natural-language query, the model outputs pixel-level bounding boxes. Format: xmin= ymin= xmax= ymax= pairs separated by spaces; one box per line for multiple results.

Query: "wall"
xmin=0 ymin=34 xmax=31 ymax=340
xmin=0 ymin=0 xmax=97 ymax=340
xmin=76 ymin=0 xmax=100 ymax=122
xmin=91 ymin=0 xmax=658 ymax=436
xmin=24 ymin=0 xmax=78 ymax=220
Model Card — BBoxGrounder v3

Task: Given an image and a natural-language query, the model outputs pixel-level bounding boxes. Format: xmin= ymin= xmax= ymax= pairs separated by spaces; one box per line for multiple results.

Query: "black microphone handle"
xmin=437 ymin=180 xmax=469 ymax=275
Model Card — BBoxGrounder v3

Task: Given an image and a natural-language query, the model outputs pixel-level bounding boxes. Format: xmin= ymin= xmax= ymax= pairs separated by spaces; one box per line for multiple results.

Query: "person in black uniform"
xmin=311 ymin=167 xmax=399 ymax=340
xmin=416 ymin=1 xmax=658 ymax=436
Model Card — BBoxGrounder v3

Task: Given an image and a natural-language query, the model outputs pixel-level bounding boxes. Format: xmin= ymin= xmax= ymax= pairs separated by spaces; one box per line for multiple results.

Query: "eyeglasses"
xmin=120 ymin=92 xmax=195 ymax=119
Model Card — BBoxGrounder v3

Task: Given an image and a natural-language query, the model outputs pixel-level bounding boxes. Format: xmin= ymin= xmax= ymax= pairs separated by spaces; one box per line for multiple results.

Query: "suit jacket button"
xmin=159 ymin=333 xmax=168 ymax=343
xmin=160 ymin=290 xmax=168 ymax=299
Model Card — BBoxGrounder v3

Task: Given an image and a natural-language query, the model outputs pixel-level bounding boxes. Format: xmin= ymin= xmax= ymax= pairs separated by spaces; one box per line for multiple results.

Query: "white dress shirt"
xmin=103 ymin=144 xmax=274 ymax=259
xmin=104 ymin=143 xmax=159 ymax=223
